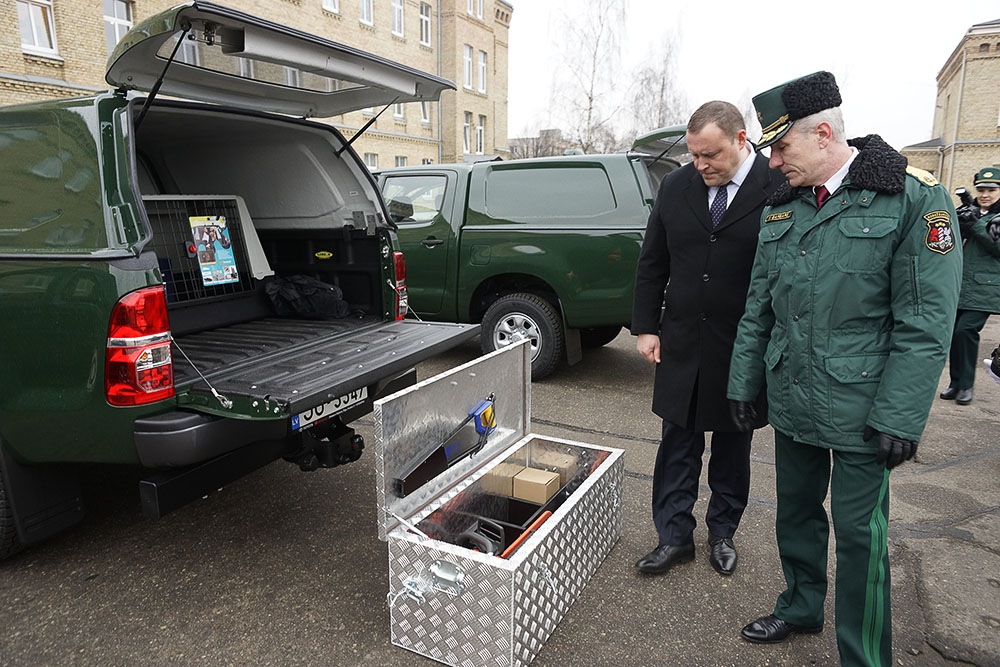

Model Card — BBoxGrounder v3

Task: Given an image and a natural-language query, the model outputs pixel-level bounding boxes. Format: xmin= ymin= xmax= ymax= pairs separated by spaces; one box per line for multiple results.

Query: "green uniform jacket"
xmin=958 ymin=208 xmax=1000 ymax=313
xmin=727 ymin=135 xmax=962 ymax=451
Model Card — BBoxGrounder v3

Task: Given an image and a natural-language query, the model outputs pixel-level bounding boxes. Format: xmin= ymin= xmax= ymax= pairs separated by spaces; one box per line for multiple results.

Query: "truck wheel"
xmin=0 ymin=469 xmax=23 ymax=560
xmin=481 ymin=293 xmax=563 ymax=380
xmin=580 ymin=326 xmax=621 ymax=348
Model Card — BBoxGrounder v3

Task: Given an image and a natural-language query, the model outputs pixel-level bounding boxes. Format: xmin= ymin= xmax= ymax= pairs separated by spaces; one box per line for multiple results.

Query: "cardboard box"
xmin=513 ymin=467 xmax=561 ymax=504
xmin=479 ymin=462 xmax=525 ymax=496
xmin=533 ymin=449 xmax=579 ymax=486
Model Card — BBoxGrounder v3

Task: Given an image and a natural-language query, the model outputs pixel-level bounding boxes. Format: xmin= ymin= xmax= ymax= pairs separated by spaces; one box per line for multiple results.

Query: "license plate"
xmin=291 ymin=387 xmax=368 ymax=431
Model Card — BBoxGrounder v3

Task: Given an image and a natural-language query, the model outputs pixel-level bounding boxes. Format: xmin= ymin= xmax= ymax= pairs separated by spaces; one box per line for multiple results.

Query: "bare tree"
xmin=627 ymin=34 xmax=688 ymax=136
xmin=552 ymin=0 xmax=629 ymax=154
xmin=509 ymin=128 xmax=569 ymax=159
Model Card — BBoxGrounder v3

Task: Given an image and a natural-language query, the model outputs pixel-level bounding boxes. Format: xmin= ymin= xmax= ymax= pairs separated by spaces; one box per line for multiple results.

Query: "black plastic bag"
xmin=264 ymin=274 xmax=350 ymax=319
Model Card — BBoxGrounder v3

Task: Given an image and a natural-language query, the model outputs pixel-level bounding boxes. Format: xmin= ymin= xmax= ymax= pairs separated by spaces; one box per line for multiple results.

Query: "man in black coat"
xmin=632 ymin=101 xmax=782 ymax=576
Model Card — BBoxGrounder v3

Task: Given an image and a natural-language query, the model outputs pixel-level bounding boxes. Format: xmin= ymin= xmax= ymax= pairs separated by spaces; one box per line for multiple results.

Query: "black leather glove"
xmin=956 ymin=205 xmax=981 ymax=237
xmin=863 ymin=425 xmax=917 ymax=470
xmin=729 ymin=400 xmax=757 ymax=432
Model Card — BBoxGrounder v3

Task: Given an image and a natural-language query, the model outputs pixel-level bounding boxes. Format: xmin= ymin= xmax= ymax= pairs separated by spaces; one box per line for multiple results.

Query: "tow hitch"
xmin=286 ymin=418 xmax=365 ymax=472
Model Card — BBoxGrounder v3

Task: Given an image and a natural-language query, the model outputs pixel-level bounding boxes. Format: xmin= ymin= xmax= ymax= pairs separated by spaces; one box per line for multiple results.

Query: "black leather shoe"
xmin=707 ymin=534 xmax=738 ymax=575
xmin=956 ymin=388 xmax=973 ymax=405
xmin=940 ymin=386 xmax=958 ymax=400
xmin=740 ymin=614 xmax=823 ymax=644
xmin=636 ymin=543 xmax=695 ymax=574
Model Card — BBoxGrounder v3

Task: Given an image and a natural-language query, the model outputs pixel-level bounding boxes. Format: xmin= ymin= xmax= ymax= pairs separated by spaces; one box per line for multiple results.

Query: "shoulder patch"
xmin=764 ymin=211 xmax=792 ymax=222
xmin=924 ymin=210 xmax=955 ymax=254
xmin=906 ymin=165 xmax=939 ymax=187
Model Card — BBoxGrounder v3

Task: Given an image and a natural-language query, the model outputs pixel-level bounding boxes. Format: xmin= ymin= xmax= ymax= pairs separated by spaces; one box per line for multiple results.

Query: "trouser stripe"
xmin=862 ymin=468 xmax=890 ymax=666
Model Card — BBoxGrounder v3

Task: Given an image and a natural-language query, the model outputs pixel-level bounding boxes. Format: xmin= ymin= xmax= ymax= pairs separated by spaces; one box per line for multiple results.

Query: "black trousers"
xmin=947 ymin=309 xmax=991 ymax=389
xmin=651 ymin=419 xmax=752 ymax=545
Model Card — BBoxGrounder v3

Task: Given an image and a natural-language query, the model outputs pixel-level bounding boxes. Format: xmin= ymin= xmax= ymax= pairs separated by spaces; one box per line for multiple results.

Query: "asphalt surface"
xmin=2 ymin=323 xmax=999 ymax=667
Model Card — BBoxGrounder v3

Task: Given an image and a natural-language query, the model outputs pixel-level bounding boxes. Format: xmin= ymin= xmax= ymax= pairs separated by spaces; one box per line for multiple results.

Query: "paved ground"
xmin=1 ymin=323 xmax=999 ymax=667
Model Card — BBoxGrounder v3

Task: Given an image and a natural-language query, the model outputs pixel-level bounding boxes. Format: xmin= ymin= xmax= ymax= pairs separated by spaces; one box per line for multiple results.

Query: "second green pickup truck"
xmin=377 ymin=151 xmax=680 ymax=379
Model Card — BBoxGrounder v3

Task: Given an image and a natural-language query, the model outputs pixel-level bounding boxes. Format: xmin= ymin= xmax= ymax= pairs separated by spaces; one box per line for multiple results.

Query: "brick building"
xmin=901 ymin=17 xmax=1000 ymax=196
xmin=3 ymin=0 xmax=512 ymax=166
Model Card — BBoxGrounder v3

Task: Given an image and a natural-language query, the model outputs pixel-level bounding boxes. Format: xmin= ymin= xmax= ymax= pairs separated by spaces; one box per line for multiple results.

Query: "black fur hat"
xmin=754 ymin=71 xmax=842 ymax=147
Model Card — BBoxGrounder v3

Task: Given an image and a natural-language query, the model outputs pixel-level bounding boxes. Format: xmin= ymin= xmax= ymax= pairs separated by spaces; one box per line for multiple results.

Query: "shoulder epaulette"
xmin=906 ymin=165 xmax=939 ymax=187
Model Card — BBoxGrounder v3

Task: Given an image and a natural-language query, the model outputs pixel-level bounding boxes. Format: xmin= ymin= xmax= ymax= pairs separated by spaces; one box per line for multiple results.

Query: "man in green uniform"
xmin=940 ymin=167 xmax=1000 ymax=405
xmin=726 ymin=72 xmax=962 ymax=667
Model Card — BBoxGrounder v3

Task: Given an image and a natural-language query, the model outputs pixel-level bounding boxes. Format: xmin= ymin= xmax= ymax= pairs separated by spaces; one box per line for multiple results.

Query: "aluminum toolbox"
xmin=373 ymin=342 xmax=624 ymax=667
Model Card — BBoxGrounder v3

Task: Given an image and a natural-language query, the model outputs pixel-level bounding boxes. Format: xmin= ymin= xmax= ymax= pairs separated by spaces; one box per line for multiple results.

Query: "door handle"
xmin=421 ymin=238 xmax=444 ymax=247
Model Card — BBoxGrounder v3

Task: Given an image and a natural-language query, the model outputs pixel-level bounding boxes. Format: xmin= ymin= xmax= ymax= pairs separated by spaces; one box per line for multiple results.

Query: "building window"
xmin=463 ymin=112 xmax=472 ymax=153
xmin=463 ymin=45 xmax=473 ymax=89
xmin=394 ymin=102 xmax=405 ymax=119
xmin=421 ymin=158 xmax=433 ymax=165
xmin=284 ymin=67 xmax=301 ymax=87
xmin=478 ymin=51 xmax=487 ymax=93
xmin=476 ymin=0 xmax=483 ymax=18
xmin=17 ymin=0 xmax=58 ymax=55
xmin=476 ymin=115 xmax=485 ymax=154
xmin=419 ymin=3 xmax=431 ymax=46
xmin=103 ymin=0 xmax=132 ymax=55
xmin=467 ymin=0 xmax=474 ymax=15
xmin=177 ymin=34 xmax=199 ymax=65
xmin=362 ymin=106 xmax=374 ymax=115
xmin=322 ymin=0 xmax=339 ymax=12
xmin=420 ymin=101 xmax=430 ymax=123
xmin=364 ymin=152 xmax=378 ymax=170
xmin=395 ymin=156 xmax=407 ymax=167
xmin=391 ymin=0 xmax=403 ymax=36
xmin=360 ymin=0 xmax=373 ymax=26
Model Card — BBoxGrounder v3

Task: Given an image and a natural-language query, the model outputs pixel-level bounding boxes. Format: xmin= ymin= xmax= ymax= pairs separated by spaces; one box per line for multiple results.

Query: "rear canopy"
xmin=106 ymin=1 xmax=455 ymax=118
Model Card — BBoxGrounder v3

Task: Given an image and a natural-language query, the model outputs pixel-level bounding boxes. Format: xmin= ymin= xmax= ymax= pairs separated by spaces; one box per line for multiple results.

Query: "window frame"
xmin=103 ymin=0 xmax=132 ymax=56
xmin=364 ymin=152 xmax=378 ymax=170
xmin=467 ymin=0 xmax=475 ymax=15
xmin=360 ymin=0 xmax=374 ymax=26
xmin=419 ymin=2 xmax=431 ymax=46
xmin=420 ymin=101 xmax=431 ymax=123
xmin=476 ymin=115 xmax=485 ymax=154
xmin=322 ymin=0 xmax=340 ymax=13
xmin=391 ymin=0 xmax=404 ymax=36
xmin=463 ymin=112 xmax=472 ymax=154
xmin=476 ymin=0 xmax=483 ymax=19
xmin=395 ymin=156 xmax=408 ymax=168
xmin=477 ymin=50 xmax=487 ymax=94
xmin=18 ymin=0 xmax=59 ymax=57
xmin=394 ymin=102 xmax=405 ymax=119
xmin=463 ymin=44 xmax=473 ymax=89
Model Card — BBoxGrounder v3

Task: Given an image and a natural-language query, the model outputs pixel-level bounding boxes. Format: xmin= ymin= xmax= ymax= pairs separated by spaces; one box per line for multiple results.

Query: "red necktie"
xmin=815 ymin=185 xmax=830 ymax=208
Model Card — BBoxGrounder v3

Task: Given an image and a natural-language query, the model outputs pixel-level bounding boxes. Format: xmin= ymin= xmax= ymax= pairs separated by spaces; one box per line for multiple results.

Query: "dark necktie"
xmin=710 ymin=183 xmax=729 ymax=227
xmin=815 ymin=185 xmax=831 ymax=208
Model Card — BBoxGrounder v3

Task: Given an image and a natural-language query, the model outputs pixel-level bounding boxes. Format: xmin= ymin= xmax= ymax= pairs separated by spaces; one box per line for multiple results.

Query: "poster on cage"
xmin=189 ymin=215 xmax=239 ymax=286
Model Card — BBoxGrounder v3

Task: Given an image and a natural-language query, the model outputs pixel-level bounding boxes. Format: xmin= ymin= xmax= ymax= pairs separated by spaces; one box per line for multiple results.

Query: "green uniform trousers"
xmin=773 ymin=429 xmax=892 ymax=667
xmin=947 ymin=309 xmax=991 ymax=390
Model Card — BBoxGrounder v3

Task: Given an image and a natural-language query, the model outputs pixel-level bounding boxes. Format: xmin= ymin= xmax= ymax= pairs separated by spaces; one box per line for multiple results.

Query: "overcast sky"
xmin=507 ymin=1 xmax=996 ymax=150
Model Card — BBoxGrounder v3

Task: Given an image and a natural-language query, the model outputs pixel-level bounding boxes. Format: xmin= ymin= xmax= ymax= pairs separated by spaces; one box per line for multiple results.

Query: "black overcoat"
xmin=631 ymin=153 xmax=782 ymax=431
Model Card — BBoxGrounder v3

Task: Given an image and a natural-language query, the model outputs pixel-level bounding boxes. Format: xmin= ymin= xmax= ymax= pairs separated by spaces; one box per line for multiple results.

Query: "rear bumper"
xmin=134 ymin=368 xmax=417 ymax=467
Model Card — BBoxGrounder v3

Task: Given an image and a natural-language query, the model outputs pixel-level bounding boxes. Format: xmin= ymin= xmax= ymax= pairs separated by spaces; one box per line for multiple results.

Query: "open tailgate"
xmin=173 ymin=319 xmax=478 ymax=419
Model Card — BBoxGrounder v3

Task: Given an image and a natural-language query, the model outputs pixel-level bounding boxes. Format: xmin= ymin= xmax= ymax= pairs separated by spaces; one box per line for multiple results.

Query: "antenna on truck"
xmin=134 ymin=22 xmax=192 ymax=130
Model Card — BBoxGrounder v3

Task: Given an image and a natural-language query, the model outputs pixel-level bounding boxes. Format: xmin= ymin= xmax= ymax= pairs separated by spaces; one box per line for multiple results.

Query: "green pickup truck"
xmin=377 ymin=146 xmax=683 ymax=378
xmin=0 ymin=2 xmax=478 ymax=560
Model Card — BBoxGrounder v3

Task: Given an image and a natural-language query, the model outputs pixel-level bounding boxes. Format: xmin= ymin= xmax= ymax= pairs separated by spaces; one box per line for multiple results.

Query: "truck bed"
xmin=172 ymin=317 xmax=476 ymax=416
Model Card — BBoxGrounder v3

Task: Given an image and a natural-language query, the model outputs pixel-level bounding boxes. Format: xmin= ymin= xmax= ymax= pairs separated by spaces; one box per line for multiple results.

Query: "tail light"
xmin=105 ymin=286 xmax=175 ymax=406
xmin=393 ymin=250 xmax=409 ymax=321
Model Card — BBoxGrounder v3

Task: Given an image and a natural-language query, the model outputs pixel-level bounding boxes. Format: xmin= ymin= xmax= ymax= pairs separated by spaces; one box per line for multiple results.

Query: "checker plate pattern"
xmin=386 ymin=444 xmax=623 ymax=667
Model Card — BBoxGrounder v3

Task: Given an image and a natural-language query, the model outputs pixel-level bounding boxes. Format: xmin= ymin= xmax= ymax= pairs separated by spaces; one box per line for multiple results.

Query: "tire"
xmin=0 ymin=465 xmax=23 ymax=560
xmin=580 ymin=326 xmax=621 ymax=348
xmin=481 ymin=293 xmax=564 ymax=380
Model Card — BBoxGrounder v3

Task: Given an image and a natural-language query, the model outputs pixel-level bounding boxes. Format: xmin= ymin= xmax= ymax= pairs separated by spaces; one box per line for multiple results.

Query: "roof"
xmin=972 ymin=18 xmax=1000 ymax=27
xmin=902 ymin=137 xmax=944 ymax=150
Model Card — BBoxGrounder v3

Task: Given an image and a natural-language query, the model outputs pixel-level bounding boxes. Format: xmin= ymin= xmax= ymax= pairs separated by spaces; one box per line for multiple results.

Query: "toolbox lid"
xmin=106 ymin=1 xmax=455 ymax=118
xmin=373 ymin=342 xmax=531 ymax=540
